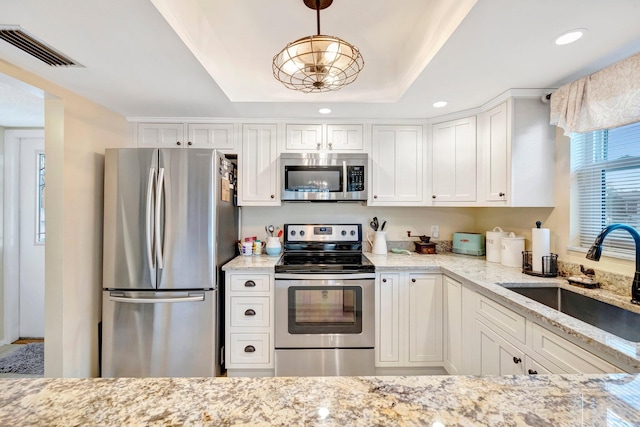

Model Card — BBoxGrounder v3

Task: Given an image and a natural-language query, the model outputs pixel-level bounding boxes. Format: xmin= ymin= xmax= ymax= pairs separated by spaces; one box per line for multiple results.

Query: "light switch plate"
xmin=431 ymin=225 xmax=439 ymax=238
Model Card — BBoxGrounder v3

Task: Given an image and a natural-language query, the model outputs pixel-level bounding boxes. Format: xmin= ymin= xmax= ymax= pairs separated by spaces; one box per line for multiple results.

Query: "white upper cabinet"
xmin=188 ymin=123 xmax=236 ymax=151
xmin=370 ymin=125 xmax=424 ymax=205
xmin=239 ymin=124 xmax=279 ymax=206
xmin=430 ymin=116 xmax=477 ymax=203
xmin=477 ymin=98 xmax=555 ymax=207
xmin=137 ymin=122 xmax=236 ymax=152
xmin=284 ymin=123 xmax=363 ymax=151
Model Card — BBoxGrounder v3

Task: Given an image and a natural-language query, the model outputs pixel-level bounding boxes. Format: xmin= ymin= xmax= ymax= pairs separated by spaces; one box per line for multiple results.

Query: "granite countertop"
xmin=223 ymin=252 xmax=640 ymax=371
xmin=2 ymin=374 xmax=639 ymax=425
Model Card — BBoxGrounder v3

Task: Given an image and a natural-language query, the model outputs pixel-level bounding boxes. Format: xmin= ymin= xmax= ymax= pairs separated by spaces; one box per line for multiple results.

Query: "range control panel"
xmin=285 ymin=224 xmax=361 ymax=242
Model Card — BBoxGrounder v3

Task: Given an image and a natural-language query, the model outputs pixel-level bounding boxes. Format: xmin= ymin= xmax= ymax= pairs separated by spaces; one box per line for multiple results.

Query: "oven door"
xmin=275 ymin=276 xmax=374 ymax=349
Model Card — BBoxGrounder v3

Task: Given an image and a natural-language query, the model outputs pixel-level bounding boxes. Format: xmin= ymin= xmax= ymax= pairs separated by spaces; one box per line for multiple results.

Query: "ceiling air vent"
xmin=0 ymin=26 xmax=81 ymax=67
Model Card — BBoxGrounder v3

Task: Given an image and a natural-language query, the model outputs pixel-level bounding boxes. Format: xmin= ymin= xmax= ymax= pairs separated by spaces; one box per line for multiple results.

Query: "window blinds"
xmin=571 ymin=121 xmax=640 ymax=254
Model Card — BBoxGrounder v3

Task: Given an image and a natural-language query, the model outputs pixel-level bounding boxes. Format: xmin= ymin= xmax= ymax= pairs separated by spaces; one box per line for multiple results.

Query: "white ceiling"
xmin=0 ymin=0 xmax=639 ymax=125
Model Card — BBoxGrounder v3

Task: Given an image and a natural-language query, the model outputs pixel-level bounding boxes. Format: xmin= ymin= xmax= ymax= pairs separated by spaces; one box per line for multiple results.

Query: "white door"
xmin=19 ymin=137 xmax=45 ymax=338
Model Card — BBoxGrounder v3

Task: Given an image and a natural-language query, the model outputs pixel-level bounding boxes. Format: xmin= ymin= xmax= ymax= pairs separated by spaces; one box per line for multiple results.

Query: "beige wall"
xmin=0 ymin=126 xmax=4 ymax=344
xmin=0 ymin=60 xmax=130 ymax=377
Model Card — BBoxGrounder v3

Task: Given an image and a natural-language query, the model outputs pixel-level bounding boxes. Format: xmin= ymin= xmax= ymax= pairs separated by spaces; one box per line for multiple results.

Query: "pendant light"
xmin=272 ymin=0 xmax=364 ymax=93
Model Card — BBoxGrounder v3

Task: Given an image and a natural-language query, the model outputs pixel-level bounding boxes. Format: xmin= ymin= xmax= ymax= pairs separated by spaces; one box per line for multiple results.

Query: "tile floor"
xmin=0 ymin=341 xmax=45 ymax=378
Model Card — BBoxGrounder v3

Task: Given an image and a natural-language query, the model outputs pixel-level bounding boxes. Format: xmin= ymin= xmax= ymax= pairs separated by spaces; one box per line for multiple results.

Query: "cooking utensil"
xmin=373 ymin=217 xmax=379 ymax=231
xmin=390 ymin=248 xmax=411 ymax=255
xmin=277 ymin=229 xmax=283 ymax=238
xmin=369 ymin=220 xmax=378 ymax=231
xmin=265 ymin=226 xmax=269 ymax=236
xmin=380 ymin=220 xmax=387 ymax=231
xmin=267 ymin=225 xmax=275 ymax=236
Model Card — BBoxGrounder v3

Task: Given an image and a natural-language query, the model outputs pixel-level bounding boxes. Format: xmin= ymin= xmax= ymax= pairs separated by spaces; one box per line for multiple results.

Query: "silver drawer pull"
xmin=244 ymin=309 xmax=256 ymax=316
xmin=244 ymin=280 xmax=256 ymax=287
xmin=244 ymin=345 xmax=256 ymax=353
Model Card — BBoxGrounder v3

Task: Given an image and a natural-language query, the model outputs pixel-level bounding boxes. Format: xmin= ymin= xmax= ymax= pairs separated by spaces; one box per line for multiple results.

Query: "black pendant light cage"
xmin=272 ymin=0 xmax=364 ymax=93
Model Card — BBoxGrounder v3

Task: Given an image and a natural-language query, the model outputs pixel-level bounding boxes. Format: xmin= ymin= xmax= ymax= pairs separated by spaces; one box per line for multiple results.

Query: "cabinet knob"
xmin=244 ymin=309 xmax=256 ymax=316
xmin=244 ymin=280 xmax=256 ymax=287
xmin=499 ymin=192 xmax=505 ymax=197
xmin=328 ymin=142 xmax=333 ymax=149
xmin=188 ymin=141 xmax=193 ymax=146
xmin=317 ymin=143 xmax=321 ymax=150
xmin=382 ymin=278 xmax=387 ymax=283
xmin=374 ymin=195 xmax=378 ymax=199
xmin=176 ymin=141 xmax=182 ymax=146
xmin=244 ymin=345 xmax=256 ymax=353
xmin=270 ymin=194 xmax=275 ymax=199
xmin=513 ymin=357 xmax=522 ymax=364
xmin=528 ymin=369 xmax=538 ymax=375
xmin=432 ymin=195 xmax=436 ymax=199
xmin=411 ymin=278 xmax=416 ymax=283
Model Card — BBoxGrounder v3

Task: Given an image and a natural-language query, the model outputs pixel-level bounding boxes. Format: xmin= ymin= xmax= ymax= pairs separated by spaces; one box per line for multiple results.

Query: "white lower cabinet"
xmin=225 ymin=271 xmax=274 ymax=375
xmin=376 ymin=272 xmax=442 ymax=368
xmin=471 ymin=290 xmax=624 ymax=375
xmin=443 ymin=276 xmax=463 ymax=374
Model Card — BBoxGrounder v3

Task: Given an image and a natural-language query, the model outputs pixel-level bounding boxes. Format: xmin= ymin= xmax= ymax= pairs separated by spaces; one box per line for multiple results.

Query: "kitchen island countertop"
xmin=1 ymin=374 xmax=639 ymax=426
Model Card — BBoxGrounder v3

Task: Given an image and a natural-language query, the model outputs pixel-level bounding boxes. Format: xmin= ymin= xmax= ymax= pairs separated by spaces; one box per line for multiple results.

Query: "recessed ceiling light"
xmin=433 ymin=101 xmax=447 ymax=108
xmin=318 ymin=108 xmax=331 ymax=114
xmin=554 ymin=29 xmax=586 ymax=45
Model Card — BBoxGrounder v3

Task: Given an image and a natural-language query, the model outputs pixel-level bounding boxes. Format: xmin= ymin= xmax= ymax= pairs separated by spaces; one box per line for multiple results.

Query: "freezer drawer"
xmin=101 ymin=290 xmax=217 ymax=378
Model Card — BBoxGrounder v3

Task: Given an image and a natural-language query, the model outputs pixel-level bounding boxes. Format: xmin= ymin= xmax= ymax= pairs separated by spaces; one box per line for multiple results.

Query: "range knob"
xmin=300 ymin=230 xmax=305 ymax=236
xmin=350 ymin=230 xmax=356 ymax=236
xmin=290 ymin=230 xmax=296 ymax=236
xmin=341 ymin=230 xmax=347 ymax=236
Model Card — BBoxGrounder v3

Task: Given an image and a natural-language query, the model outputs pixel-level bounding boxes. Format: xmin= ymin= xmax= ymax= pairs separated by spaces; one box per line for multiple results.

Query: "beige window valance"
xmin=550 ymin=52 xmax=640 ymax=135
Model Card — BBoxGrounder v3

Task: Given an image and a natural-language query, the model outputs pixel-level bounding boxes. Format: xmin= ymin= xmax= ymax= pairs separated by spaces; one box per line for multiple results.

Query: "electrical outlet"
xmin=431 ymin=225 xmax=439 ymax=238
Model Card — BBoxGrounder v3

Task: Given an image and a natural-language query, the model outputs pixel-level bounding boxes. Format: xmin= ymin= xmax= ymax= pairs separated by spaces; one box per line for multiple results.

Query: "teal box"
xmin=452 ymin=232 xmax=485 ymax=256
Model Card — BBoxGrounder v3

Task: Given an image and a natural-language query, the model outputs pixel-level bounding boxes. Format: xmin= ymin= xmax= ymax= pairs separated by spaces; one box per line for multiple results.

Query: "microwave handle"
xmin=343 ymin=161 xmax=347 ymax=196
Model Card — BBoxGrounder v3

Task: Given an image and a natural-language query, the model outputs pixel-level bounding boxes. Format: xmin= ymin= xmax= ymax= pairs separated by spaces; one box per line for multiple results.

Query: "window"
xmin=571 ymin=121 xmax=640 ymax=256
xmin=36 ymin=152 xmax=45 ymax=244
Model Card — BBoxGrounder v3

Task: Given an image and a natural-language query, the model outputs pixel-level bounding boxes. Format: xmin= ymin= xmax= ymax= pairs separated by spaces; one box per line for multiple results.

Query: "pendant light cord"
xmin=316 ymin=0 xmax=321 ymax=35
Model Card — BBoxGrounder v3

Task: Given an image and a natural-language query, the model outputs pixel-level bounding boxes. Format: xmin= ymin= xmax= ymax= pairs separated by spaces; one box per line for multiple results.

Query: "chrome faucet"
xmin=586 ymin=223 xmax=640 ymax=304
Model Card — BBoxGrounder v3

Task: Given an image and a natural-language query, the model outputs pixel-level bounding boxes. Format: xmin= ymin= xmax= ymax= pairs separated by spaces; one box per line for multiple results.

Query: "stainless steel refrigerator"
xmin=101 ymin=148 xmax=238 ymax=377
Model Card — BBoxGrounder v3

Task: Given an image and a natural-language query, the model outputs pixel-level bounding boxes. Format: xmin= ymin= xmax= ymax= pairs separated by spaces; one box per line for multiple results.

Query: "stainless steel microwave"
xmin=280 ymin=153 xmax=368 ymax=202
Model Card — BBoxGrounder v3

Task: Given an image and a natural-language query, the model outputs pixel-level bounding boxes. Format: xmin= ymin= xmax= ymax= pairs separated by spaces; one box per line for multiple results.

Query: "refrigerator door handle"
xmin=155 ymin=167 xmax=165 ymax=269
xmin=108 ymin=294 xmax=205 ymax=304
xmin=146 ymin=167 xmax=156 ymax=270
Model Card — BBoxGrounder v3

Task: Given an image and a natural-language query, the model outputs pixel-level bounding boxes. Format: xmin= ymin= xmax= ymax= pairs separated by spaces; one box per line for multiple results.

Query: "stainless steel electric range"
xmin=274 ymin=224 xmax=375 ymax=376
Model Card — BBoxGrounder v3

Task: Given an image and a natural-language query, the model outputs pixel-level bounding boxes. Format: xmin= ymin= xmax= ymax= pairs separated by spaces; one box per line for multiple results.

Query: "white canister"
xmin=241 ymin=241 xmax=253 ymax=256
xmin=500 ymin=232 xmax=524 ymax=268
xmin=485 ymin=227 xmax=509 ymax=263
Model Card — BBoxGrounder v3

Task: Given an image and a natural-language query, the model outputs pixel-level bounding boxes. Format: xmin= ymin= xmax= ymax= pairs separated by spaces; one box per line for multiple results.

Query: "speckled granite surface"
xmin=1 ymin=374 xmax=639 ymax=426
xmin=224 ymin=252 xmax=640 ymax=371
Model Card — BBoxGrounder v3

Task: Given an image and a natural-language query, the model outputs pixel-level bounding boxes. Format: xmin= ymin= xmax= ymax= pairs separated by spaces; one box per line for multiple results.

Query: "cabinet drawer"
xmin=476 ymin=294 xmax=526 ymax=343
xmin=229 ymin=334 xmax=271 ymax=365
xmin=531 ymin=323 xmax=621 ymax=374
xmin=230 ymin=274 xmax=271 ymax=292
xmin=230 ymin=296 xmax=270 ymax=327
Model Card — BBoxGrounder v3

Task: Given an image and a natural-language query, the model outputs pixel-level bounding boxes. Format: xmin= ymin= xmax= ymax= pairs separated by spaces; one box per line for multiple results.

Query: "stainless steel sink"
xmin=502 ymin=285 xmax=640 ymax=342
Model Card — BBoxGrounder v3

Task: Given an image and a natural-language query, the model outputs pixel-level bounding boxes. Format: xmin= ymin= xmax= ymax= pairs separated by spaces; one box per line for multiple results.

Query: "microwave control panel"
xmin=347 ymin=166 xmax=365 ymax=192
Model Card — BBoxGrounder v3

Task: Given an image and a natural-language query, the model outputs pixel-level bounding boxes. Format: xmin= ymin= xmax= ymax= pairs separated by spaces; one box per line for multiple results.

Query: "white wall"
xmin=0 ymin=126 xmax=4 ymax=344
xmin=0 ymin=61 xmax=131 ymax=377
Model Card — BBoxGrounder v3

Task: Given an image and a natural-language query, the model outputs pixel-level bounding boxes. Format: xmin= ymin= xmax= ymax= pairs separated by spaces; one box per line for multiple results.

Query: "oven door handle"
xmin=274 ymin=273 xmax=375 ymax=280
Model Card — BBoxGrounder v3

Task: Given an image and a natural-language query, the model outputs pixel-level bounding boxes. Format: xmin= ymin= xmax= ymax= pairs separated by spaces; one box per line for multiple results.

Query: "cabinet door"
xmin=431 ymin=117 xmax=477 ymax=202
xmin=481 ymin=102 xmax=509 ymax=202
xmin=407 ymin=274 xmax=443 ymax=364
xmin=476 ymin=319 xmax=525 ymax=375
xmin=188 ymin=123 xmax=235 ymax=151
xmin=326 ymin=124 xmax=363 ymax=151
xmin=443 ymin=276 xmax=463 ymax=374
xmin=370 ymin=125 xmax=423 ymax=205
xmin=240 ymin=124 xmax=279 ymax=205
xmin=285 ymin=124 xmax=323 ymax=151
xmin=137 ymin=123 xmax=185 ymax=148
xmin=376 ymin=273 xmax=401 ymax=366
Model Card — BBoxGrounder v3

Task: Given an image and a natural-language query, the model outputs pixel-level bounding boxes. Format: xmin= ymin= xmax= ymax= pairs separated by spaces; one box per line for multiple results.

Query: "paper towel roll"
xmin=532 ymin=228 xmax=550 ymax=273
